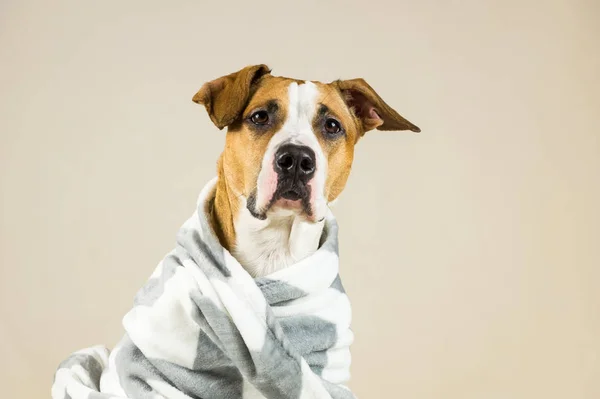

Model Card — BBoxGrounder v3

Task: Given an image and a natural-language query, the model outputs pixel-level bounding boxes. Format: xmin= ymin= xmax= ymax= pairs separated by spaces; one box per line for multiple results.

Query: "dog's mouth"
xmin=280 ymin=188 xmax=302 ymax=201
xmin=247 ymin=179 xmax=313 ymax=220
xmin=272 ymin=179 xmax=311 ymax=209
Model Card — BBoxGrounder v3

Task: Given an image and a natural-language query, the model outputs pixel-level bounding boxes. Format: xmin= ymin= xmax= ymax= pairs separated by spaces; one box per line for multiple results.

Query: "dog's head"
xmin=193 ymin=64 xmax=419 ymax=223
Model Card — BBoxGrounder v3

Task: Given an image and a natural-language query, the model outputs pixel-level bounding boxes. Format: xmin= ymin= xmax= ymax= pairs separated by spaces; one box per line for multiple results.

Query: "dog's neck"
xmin=210 ymin=162 xmax=325 ymax=277
xmin=232 ymin=206 xmax=325 ymax=277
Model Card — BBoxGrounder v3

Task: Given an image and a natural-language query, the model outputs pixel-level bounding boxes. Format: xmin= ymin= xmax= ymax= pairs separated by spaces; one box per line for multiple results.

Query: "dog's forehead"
xmin=249 ymin=76 xmax=304 ymax=104
xmin=250 ymin=76 xmax=350 ymax=120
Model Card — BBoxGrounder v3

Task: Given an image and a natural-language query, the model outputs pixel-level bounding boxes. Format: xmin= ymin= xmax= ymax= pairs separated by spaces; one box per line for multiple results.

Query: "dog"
xmin=52 ymin=64 xmax=420 ymax=399
xmin=193 ymin=64 xmax=420 ymax=277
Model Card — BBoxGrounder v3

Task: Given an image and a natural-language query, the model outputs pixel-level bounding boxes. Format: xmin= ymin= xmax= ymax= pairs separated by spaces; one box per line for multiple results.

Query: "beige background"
xmin=1 ymin=0 xmax=599 ymax=398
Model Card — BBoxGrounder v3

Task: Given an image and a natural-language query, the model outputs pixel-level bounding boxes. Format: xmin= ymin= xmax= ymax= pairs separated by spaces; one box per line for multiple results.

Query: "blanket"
xmin=52 ymin=178 xmax=355 ymax=399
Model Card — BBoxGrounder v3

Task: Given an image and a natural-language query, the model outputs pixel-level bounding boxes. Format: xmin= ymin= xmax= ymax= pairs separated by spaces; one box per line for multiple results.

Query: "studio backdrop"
xmin=1 ymin=0 xmax=599 ymax=398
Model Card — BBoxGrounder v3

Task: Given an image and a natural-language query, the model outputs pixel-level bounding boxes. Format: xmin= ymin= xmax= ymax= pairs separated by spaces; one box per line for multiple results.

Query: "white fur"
xmin=234 ymin=199 xmax=325 ymax=277
xmin=234 ymin=82 xmax=330 ymax=277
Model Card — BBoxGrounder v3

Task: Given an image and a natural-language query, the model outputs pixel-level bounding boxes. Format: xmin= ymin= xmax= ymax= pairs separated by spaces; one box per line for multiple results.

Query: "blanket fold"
xmin=52 ymin=178 xmax=355 ymax=399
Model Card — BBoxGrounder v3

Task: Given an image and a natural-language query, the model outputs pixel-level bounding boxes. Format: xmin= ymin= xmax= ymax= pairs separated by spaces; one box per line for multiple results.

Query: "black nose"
xmin=274 ymin=144 xmax=316 ymax=181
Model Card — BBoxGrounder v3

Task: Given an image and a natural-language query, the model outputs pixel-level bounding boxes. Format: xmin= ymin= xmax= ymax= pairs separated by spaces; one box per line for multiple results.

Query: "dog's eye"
xmin=324 ymin=118 xmax=342 ymax=135
xmin=250 ymin=111 xmax=269 ymax=125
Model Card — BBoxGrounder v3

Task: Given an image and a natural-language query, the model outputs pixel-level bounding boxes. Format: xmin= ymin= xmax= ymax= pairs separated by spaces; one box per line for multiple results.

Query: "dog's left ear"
xmin=193 ymin=64 xmax=271 ymax=129
xmin=334 ymin=78 xmax=420 ymax=134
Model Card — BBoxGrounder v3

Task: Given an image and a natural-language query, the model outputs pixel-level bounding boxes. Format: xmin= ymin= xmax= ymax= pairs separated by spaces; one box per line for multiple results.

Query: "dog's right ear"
xmin=193 ymin=64 xmax=271 ymax=130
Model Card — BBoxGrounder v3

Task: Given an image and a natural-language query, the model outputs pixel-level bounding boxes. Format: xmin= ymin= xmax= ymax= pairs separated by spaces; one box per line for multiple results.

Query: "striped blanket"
xmin=52 ymin=178 xmax=355 ymax=399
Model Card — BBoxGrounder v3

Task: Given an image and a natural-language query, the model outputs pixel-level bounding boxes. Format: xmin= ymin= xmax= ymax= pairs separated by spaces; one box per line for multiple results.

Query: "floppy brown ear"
xmin=192 ymin=64 xmax=271 ymax=129
xmin=334 ymin=78 xmax=420 ymax=134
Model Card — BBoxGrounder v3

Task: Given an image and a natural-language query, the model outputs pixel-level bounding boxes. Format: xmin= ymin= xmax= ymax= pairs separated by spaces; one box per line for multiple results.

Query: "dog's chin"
xmin=270 ymin=197 xmax=304 ymax=217
xmin=247 ymin=189 xmax=322 ymax=222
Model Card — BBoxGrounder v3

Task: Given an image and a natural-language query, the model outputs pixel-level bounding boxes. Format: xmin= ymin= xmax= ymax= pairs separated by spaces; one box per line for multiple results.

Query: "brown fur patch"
xmin=311 ymin=82 xmax=358 ymax=202
xmin=211 ymin=75 xmax=300 ymax=249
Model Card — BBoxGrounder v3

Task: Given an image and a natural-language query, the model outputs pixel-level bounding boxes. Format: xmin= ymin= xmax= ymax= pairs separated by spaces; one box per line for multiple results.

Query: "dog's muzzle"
xmin=246 ymin=143 xmax=317 ymax=220
xmin=273 ymin=143 xmax=315 ymax=200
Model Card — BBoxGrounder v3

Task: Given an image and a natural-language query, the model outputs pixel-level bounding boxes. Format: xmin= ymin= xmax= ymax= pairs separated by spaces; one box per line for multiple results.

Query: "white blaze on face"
xmin=254 ymin=81 xmax=328 ymax=220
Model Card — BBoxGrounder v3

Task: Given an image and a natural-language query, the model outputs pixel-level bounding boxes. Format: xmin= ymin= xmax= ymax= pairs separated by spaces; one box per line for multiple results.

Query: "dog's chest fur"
xmin=232 ymin=204 xmax=325 ymax=277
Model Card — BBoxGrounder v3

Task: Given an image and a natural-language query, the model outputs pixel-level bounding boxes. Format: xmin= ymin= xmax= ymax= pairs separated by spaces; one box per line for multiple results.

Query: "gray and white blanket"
xmin=52 ymin=178 xmax=355 ymax=399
